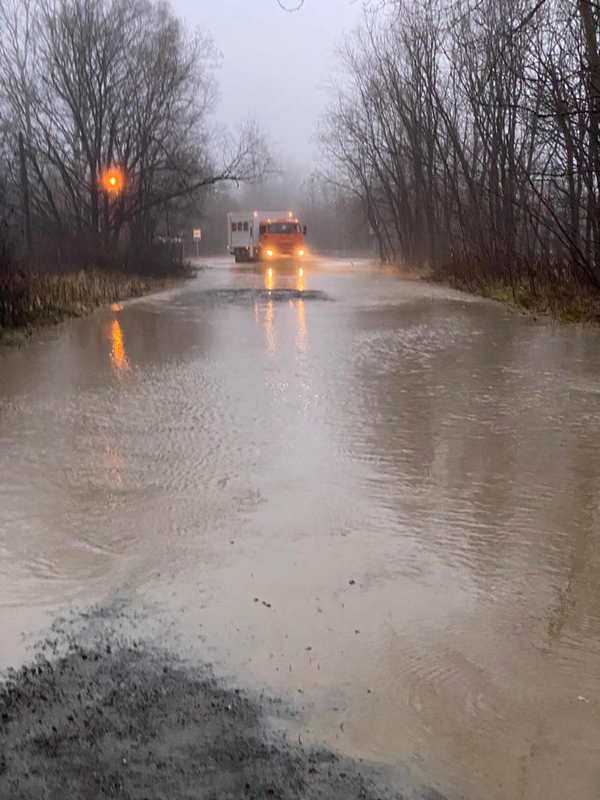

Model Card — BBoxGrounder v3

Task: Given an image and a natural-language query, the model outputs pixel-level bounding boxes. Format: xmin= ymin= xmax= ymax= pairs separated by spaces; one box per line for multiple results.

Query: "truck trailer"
xmin=227 ymin=211 xmax=307 ymax=263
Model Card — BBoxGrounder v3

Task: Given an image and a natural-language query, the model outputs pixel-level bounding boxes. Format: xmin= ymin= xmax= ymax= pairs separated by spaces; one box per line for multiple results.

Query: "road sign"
xmin=192 ymin=228 xmax=202 ymax=258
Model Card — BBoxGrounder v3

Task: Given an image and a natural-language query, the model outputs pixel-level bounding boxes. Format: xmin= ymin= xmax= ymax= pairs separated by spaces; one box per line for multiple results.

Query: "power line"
xmin=277 ymin=0 xmax=305 ymax=11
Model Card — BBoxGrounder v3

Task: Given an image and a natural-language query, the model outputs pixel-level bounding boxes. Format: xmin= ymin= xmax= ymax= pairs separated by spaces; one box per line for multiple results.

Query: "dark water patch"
xmin=177 ymin=288 xmax=331 ymax=306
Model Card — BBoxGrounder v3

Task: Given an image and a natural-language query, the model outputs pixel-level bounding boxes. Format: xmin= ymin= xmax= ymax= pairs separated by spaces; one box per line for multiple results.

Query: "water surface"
xmin=1 ymin=257 xmax=599 ymax=800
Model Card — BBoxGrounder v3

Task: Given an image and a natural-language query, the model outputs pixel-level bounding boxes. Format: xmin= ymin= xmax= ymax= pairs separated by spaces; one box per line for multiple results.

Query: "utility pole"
xmin=18 ymin=132 xmax=32 ymax=253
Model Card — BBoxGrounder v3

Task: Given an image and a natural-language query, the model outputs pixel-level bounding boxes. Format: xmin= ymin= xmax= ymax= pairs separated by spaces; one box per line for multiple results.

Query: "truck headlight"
xmin=266 ymin=249 xmax=274 ymax=257
xmin=298 ymin=249 xmax=305 ymax=257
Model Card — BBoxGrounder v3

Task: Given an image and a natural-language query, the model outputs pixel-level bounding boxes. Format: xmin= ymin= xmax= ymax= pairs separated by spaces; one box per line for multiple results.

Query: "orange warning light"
xmin=102 ymin=168 xmax=125 ymax=193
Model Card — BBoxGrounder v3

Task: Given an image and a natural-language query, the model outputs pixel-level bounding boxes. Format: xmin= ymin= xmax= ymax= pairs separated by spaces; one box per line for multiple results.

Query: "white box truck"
xmin=227 ymin=211 xmax=307 ymax=263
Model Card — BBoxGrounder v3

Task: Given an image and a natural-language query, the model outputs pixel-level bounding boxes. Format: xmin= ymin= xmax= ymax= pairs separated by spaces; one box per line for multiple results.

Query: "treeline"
xmin=0 ymin=0 xmax=268 ymax=276
xmin=193 ymin=172 xmax=373 ymax=258
xmin=300 ymin=175 xmax=374 ymax=256
xmin=321 ymin=0 xmax=600 ymax=301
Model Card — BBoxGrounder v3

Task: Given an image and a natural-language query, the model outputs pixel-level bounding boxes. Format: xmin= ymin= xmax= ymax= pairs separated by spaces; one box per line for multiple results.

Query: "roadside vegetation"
xmin=0 ymin=234 xmax=195 ymax=340
xmin=0 ymin=0 xmax=270 ymax=339
xmin=0 ymin=257 xmax=191 ymax=339
xmin=431 ymin=258 xmax=600 ymax=323
xmin=321 ymin=0 xmax=600 ymax=322
xmin=1 ymin=271 xmax=155 ymax=335
xmin=0 ymin=234 xmax=193 ymax=341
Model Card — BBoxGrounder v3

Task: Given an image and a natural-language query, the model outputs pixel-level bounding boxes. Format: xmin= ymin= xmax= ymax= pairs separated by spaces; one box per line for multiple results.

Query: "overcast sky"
xmin=170 ymin=0 xmax=365 ymax=169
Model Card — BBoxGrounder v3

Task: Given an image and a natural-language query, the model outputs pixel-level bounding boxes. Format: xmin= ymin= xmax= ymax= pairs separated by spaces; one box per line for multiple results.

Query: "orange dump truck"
xmin=227 ymin=211 xmax=307 ymax=263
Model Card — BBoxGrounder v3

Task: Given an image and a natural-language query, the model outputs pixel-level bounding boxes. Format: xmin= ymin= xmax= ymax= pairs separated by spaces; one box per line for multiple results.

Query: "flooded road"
xmin=1 ymin=256 xmax=600 ymax=800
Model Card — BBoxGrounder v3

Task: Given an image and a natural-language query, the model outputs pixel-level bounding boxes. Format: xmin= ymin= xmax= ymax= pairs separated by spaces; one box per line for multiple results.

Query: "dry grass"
xmin=432 ymin=258 xmax=600 ymax=324
xmin=0 ymin=270 xmax=174 ymax=339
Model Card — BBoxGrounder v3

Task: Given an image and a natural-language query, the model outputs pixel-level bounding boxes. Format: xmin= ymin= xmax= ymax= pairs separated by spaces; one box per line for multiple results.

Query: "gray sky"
xmin=171 ymin=0 xmax=365 ymax=169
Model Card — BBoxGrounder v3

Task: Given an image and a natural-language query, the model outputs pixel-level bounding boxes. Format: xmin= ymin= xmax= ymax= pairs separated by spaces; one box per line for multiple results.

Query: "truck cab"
xmin=257 ymin=218 xmax=307 ymax=261
xmin=228 ymin=211 xmax=307 ymax=263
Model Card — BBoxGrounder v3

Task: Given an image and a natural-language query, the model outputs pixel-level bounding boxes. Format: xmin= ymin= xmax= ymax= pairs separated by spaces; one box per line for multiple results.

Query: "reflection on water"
xmin=1 ymin=259 xmax=600 ymax=800
xmin=109 ymin=319 xmax=129 ymax=374
xmin=263 ymin=268 xmax=276 ymax=355
xmin=296 ymin=300 xmax=307 ymax=353
xmin=265 ymin=266 xmax=275 ymax=292
xmin=297 ymin=268 xmax=305 ymax=292
xmin=264 ymin=301 xmax=276 ymax=355
xmin=296 ymin=269 xmax=307 ymax=352
xmin=103 ymin=442 xmax=125 ymax=491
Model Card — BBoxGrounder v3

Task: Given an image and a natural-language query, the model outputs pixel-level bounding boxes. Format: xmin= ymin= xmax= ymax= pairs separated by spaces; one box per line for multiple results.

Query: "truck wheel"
xmin=234 ymin=251 xmax=241 ymax=264
xmin=254 ymin=249 xmax=261 ymax=263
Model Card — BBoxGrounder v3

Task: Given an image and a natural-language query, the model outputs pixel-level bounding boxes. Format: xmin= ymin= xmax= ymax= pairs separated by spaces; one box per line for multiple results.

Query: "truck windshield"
xmin=267 ymin=223 xmax=300 ymax=234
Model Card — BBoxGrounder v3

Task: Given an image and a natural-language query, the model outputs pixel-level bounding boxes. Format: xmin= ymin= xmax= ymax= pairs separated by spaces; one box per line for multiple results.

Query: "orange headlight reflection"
xmin=265 ymin=267 xmax=274 ymax=292
xmin=110 ymin=319 xmax=129 ymax=373
xmin=296 ymin=298 xmax=307 ymax=351
xmin=265 ymin=299 xmax=276 ymax=355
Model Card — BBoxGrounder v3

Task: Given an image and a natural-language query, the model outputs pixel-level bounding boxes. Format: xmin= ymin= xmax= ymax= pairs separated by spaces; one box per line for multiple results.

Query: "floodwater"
xmin=1 ymin=257 xmax=600 ymax=800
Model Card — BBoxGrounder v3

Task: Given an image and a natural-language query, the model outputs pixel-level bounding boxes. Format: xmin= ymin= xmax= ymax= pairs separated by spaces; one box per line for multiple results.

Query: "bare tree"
xmin=321 ymin=0 xmax=600 ymax=291
xmin=0 ymin=0 xmax=272 ymax=263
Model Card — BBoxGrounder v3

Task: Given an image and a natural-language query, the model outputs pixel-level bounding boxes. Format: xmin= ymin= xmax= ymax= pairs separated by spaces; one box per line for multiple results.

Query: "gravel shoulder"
xmin=0 ymin=631 xmax=446 ymax=800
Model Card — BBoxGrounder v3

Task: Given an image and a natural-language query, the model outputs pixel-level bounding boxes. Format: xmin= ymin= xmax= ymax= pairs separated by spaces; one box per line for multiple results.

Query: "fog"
xmin=170 ymin=0 xmax=365 ymax=168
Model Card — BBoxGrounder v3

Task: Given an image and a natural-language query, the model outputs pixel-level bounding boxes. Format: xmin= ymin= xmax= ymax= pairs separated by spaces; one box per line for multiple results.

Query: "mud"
xmin=0 ymin=624 xmax=441 ymax=800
